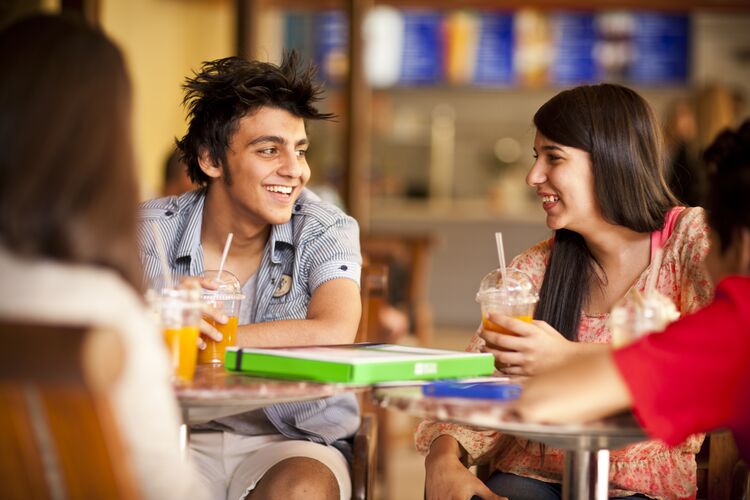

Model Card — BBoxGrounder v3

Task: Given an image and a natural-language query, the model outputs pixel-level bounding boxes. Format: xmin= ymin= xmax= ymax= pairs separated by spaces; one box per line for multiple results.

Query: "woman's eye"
xmin=532 ymin=153 xmax=539 ymax=160
xmin=548 ymin=155 xmax=562 ymax=162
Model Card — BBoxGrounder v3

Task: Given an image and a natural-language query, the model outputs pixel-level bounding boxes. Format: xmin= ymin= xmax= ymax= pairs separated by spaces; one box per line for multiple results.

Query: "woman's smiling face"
xmin=526 ymin=131 xmax=604 ymax=233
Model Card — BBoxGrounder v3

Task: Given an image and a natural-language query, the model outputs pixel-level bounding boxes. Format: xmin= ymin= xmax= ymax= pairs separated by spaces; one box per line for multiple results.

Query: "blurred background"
xmin=3 ymin=0 xmax=749 ymax=498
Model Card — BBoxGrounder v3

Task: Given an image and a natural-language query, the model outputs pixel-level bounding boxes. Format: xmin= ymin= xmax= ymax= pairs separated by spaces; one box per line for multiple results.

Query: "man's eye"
xmin=259 ymin=148 xmax=276 ymax=155
xmin=296 ymin=149 xmax=307 ymax=158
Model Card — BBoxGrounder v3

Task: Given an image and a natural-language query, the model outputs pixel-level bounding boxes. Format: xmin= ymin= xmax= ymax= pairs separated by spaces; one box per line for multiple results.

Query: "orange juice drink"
xmin=198 ymin=316 xmax=239 ymax=364
xmin=148 ymin=287 xmax=202 ymax=382
xmin=199 ymin=269 xmax=244 ymax=365
xmin=163 ymin=325 xmax=200 ymax=382
xmin=482 ymin=314 xmax=533 ymax=335
xmin=476 ymin=268 xmax=539 ymax=367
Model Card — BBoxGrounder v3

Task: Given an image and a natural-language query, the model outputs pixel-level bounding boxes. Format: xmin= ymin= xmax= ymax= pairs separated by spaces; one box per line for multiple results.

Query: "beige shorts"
xmin=189 ymin=432 xmax=351 ymax=500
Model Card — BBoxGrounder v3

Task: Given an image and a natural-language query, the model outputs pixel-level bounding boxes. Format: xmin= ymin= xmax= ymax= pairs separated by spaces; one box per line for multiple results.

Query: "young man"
xmin=137 ymin=53 xmax=362 ymax=500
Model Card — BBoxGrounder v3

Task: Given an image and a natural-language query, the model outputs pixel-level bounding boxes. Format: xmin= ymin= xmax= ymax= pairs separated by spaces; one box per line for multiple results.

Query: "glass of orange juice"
xmin=198 ymin=270 xmax=243 ymax=365
xmin=150 ymin=288 xmax=201 ymax=382
xmin=476 ymin=268 xmax=538 ymax=364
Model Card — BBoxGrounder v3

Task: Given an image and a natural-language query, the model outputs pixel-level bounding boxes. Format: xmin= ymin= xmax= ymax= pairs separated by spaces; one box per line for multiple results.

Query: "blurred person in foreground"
xmin=137 ymin=53 xmax=361 ymax=500
xmin=513 ymin=120 xmax=750 ymax=462
xmin=162 ymin=147 xmax=194 ymax=196
xmin=417 ymin=84 xmax=713 ymax=499
xmin=0 ymin=14 xmax=205 ymax=499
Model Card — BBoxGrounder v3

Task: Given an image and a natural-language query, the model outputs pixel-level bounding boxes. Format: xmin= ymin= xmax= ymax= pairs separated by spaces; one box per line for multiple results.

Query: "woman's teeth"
xmin=542 ymin=195 xmax=559 ymax=203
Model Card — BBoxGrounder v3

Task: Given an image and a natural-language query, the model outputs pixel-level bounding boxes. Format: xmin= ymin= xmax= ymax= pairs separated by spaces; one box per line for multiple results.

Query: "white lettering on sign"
xmin=414 ymin=362 xmax=437 ymax=375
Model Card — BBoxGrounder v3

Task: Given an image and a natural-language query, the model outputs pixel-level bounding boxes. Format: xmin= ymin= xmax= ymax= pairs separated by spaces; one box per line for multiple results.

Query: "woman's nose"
xmin=526 ymin=160 xmax=546 ymax=187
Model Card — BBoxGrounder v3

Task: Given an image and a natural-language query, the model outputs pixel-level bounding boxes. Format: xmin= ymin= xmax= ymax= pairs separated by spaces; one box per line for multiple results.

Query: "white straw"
xmin=495 ymin=232 xmax=507 ymax=285
xmin=217 ymin=232 xmax=234 ymax=281
xmin=150 ymin=221 xmax=173 ymax=290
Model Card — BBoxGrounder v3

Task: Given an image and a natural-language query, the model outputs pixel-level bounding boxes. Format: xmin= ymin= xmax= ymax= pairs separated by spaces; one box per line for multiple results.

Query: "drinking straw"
xmin=150 ymin=221 xmax=173 ymax=290
xmin=217 ymin=232 xmax=234 ymax=281
xmin=495 ymin=232 xmax=507 ymax=286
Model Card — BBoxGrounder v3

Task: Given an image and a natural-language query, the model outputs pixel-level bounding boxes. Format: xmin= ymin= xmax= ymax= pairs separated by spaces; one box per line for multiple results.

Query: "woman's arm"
xmin=511 ymin=349 xmax=632 ymax=423
xmin=480 ymin=314 xmax=609 ymax=376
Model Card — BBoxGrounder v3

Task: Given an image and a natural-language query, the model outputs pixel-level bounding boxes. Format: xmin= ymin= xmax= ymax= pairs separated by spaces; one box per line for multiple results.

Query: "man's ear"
xmin=738 ymin=227 xmax=750 ymax=275
xmin=198 ymin=148 xmax=222 ymax=180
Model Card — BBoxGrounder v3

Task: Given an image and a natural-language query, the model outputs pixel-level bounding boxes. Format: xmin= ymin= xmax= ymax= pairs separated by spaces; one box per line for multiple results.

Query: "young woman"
xmin=514 ymin=119 xmax=750 ymax=463
xmin=0 ymin=14 xmax=205 ymax=499
xmin=417 ymin=84 xmax=714 ymax=500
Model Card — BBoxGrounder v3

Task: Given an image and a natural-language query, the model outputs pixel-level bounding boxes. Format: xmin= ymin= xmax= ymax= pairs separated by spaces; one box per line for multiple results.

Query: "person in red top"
xmin=513 ymin=119 xmax=750 ymax=462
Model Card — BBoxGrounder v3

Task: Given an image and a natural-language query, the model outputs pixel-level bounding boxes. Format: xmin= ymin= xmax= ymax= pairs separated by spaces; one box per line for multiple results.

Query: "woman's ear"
xmin=198 ymin=148 xmax=222 ymax=180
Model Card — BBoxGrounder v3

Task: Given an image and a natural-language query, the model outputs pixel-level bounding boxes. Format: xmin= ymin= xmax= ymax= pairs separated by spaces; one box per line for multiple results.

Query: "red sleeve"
xmin=612 ymin=277 xmax=750 ymax=446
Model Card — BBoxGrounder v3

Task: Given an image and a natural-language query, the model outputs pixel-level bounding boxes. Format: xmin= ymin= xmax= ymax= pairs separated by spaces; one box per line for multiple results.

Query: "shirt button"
xmin=340 ymin=265 xmax=348 ymax=271
xmin=294 ymin=204 xmax=301 ymax=211
xmin=165 ymin=210 xmax=174 ymax=217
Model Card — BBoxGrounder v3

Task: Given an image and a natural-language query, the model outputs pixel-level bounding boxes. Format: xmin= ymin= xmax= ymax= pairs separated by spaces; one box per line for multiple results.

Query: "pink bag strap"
xmin=650 ymin=206 xmax=686 ymax=259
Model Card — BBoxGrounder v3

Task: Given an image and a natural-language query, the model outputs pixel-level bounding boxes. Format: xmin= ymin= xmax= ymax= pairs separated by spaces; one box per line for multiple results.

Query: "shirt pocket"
xmin=261 ymin=294 xmax=309 ymax=322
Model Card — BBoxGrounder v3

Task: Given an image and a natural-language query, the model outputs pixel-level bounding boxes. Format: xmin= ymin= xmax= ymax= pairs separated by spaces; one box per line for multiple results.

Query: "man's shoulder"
xmin=137 ymin=189 xmax=205 ymax=222
xmin=293 ymin=188 xmax=356 ymax=231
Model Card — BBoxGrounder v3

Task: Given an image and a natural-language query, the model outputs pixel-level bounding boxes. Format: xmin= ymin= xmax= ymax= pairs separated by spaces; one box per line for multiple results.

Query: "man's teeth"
xmin=266 ymin=185 xmax=293 ymax=194
xmin=542 ymin=195 xmax=559 ymax=203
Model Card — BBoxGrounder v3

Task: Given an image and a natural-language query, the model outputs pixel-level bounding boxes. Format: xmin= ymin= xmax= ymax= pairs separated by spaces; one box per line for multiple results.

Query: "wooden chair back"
xmin=356 ymin=262 xmax=389 ymax=344
xmin=696 ymin=430 xmax=749 ymax=500
xmin=0 ymin=321 xmax=139 ymax=499
xmin=361 ymin=233 xmax=436 ymax=345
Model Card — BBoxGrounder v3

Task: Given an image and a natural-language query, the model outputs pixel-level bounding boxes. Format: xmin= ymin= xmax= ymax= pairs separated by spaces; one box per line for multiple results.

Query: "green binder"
xmin=224 ymin=343 xmax=495 ymax=384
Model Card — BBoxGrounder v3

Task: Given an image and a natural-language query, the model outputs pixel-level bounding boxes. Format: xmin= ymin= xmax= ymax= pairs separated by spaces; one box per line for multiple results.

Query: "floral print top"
xmin=415 ymin=207 xmax=714 ymax=500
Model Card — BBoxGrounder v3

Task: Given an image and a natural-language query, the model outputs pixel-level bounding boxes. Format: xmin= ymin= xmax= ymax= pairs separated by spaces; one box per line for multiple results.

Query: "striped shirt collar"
xmin=177 ymin=187 xmax=302 ymax=266
xmin=176 ymin=189 xmax=206 ymax=263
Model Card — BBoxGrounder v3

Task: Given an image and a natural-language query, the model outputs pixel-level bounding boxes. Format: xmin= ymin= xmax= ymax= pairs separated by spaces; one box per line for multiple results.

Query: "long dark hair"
xmin=532 ymin=84 xmax=678 ymax=339
xmin=703 ymin=119 xmax=750 ymax=253
xmin=0 ymin=14 xmax=142 ymax=290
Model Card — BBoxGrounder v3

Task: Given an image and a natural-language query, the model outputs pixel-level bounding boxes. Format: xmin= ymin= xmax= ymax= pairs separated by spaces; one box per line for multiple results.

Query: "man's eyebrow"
xmin=249 ymin=135 xmax=285 ymax=146
xmin=248 ymin=136 xmax=309 ymax=147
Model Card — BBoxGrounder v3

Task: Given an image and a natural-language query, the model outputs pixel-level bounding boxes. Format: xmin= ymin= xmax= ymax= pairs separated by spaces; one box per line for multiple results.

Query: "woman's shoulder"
xmin=510 ymin=237 xmax=553 ymax=287
xmin=664 ymin=206 xmax=709 ymax=255
xmin=0 ymin=249 xmax=146 ymax=328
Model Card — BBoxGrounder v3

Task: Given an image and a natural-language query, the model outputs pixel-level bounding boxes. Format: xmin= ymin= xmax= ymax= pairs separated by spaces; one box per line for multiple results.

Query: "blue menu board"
xmin=315 ymin=10 xmax=348 ymax=84
xmin=550 ymin=12 xmax=596 ymax=85
xmin=400 ymin=11 xmax=444 ymax=85
xmin=284 ymin=11 xmax=315 ymax=63
xmin=473 ymin=12 xmax=514 ymax=86
xmin=629 ymin=13 xmax=690 ymax=84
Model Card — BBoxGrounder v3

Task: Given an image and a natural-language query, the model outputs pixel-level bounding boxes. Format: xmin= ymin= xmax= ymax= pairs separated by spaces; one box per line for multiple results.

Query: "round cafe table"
xmin=373 ymin=386 xmax=646 ymax=500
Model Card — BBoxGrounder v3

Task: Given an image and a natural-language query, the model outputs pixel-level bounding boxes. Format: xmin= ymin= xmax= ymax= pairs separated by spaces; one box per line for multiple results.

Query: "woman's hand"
xmin=479 ymin=314 xmax=577 ymax=376
xmin=424 ymin=436 xmax=506 ymax=500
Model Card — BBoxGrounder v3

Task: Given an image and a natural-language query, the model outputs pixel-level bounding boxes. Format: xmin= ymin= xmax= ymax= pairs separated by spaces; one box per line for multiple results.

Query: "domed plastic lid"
xmin=200 ymin=269 xmax=245 ymax=301
xmin=476 ymin=268 xmax=538 ymax=305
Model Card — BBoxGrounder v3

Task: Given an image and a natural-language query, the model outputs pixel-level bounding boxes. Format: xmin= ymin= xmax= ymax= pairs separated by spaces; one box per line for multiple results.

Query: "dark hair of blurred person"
xmin=0 ymin=14 xmax=206 ymax=499
xmin=176 ymin=52 xmax=334 ymax=187
xmin=0 ymin=13 xmax=141 ymax=290
xmin=162 ymin=147 xmax=194 ymax=196
xmin=532 ymin=83 xmax=679 ymax=340
xmin=663 ymin=98 xmax=706 ymax=207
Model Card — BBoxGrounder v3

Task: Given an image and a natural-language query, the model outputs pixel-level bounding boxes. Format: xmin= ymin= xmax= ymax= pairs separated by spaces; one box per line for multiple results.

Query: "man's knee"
xmin=249 ymin=457 xmax=340 ymax=500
